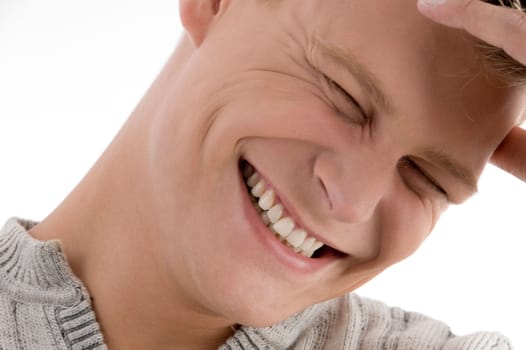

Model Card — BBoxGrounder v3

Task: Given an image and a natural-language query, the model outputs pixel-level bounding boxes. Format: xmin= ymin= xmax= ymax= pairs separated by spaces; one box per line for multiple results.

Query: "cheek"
xmin=204 ymin=88 xmax=337 ymax=149
xmin=376 ymin=183 xmax=439 ymax=265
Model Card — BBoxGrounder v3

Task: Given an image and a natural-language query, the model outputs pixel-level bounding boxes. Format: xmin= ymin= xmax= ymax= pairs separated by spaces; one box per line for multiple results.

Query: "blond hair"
xmin=486 ymin=0 xmax=523 ymax=9
xmin=477 ymin=1 xmax=526 ymax=86
xmin=261 ymin=0 xmax=526 ymax=85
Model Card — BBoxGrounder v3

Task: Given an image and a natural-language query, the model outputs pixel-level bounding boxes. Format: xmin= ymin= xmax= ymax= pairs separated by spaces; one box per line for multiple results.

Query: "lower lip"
xmin=237 ymin=166 xmax=339 ymax=274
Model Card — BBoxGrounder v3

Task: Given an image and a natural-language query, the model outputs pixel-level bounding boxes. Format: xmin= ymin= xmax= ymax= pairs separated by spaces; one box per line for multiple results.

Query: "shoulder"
xmin=0 ymin=217 xmax=107 ymax=350
xmin=351 ymin=294 xmax=512 ymax=350
xmin=224 ymin=294 xmax=512 ymax=350
xmin=0 ymin=217 xmax=82 ymax=304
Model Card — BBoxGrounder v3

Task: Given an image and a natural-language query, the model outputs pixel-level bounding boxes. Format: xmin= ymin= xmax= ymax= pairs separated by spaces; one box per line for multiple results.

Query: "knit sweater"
xmin=0 ymin=218 xmax=513 ymax=350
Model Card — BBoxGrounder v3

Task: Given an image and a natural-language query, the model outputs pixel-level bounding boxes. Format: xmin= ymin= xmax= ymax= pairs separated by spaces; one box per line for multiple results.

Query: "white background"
xmin=1 ymin=1 xmax=524 ymax=348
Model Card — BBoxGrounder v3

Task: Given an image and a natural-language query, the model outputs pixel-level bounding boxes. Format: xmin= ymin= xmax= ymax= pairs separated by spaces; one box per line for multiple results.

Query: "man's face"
xmin=147 ymin=0 xmax=525 ymax=326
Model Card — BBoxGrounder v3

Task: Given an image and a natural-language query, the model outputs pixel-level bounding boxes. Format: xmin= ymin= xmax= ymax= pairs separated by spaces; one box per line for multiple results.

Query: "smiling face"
xmin=144 ymin=0 xmax=525 ymax=327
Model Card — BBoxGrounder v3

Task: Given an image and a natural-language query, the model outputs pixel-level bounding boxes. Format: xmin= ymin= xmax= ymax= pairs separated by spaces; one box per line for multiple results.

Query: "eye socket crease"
xmin=418 ymin=149 xmax=479 ymax=201
xmin=400 ymin=157 xmax=448 ymax=198
xmin=313 ymin=36 xmax=395 ymax=115
xmin=323 ymin=74 xmax=370 ymax=124
xmin=313 ymin=37 xmax=479 ymax=202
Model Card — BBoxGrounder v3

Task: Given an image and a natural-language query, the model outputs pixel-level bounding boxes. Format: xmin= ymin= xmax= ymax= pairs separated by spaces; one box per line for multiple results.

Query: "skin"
xmin=417 ymin=0 xmax=526 ymax=180
xmin=28 ymin=0 xmax=526 ymax=349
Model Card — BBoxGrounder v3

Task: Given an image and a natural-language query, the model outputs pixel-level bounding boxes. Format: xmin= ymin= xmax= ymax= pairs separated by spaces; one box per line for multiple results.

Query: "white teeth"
xmin=311 ymin=241 xmax=324 ymax=251
xmin=305 ymin=241 xmax=324 ymax=258
xmin=286 ymin=229 xmax=307 ymax=248
xmin=272 ymin=217 xmax=295 ymax=238
xmin=267 ymin=204 xmax=284 ymax=224
xmin=243 ymin=168 xmax=329 ymax=259
xmin=299 ymin=237 xmax=315 ymax=252
xmin=247 ymin=173 xmax=260 ymax=188
xmin=251 ymin=180 xmax=266 ymax=198
xmin=258 ymin=190 xmax=275 ymax=211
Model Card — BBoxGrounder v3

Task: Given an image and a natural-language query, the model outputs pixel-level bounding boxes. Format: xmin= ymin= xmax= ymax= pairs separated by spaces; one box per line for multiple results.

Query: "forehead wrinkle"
xmin=313 ymin=36 xmax=395 ymax=114
xmin=420 ymin=148 xmax=479 ymax=196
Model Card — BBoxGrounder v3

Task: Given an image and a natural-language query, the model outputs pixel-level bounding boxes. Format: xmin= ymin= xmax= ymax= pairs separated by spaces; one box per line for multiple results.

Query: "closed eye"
xmin=323 ymin=75 xmax=369 ymax=124
xmin=399 ymin=157 xmax=448 ymax=198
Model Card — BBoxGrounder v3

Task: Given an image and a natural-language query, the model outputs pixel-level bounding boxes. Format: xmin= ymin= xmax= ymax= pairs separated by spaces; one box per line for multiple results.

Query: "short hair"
xmin=261 ymin=0 xmax=526 ymax=86
xmin=485 ymin=0 xmax=523 ymax=9
xmin=474 ymin=0 xmax=526 ymax=86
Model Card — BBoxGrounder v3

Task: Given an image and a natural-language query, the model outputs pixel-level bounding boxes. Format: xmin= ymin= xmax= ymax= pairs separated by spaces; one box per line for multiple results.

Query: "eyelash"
xmin=324 ymin=75 xmax=369 ymax=124
xmin=323 ymin=76 xmax=446 ymax=199
xmin=399 ymin=157 xmax=447 ymax=197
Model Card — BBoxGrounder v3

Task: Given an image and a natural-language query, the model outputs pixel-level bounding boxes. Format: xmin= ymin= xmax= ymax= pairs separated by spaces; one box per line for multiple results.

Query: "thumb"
xmin=417 ymin=0 xmax=526 ymax=68
xmin=416 ymin=0 xmax=470 ymax=28
xmin=491 ymin=126 xmax=526 ymax=182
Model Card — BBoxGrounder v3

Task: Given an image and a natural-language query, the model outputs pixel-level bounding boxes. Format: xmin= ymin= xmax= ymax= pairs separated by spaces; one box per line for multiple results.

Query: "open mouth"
xmin=239 ymin=159 xmax=346 ymax=260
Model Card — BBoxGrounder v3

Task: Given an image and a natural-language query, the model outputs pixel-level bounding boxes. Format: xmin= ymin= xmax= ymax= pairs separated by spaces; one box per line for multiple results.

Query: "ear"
xmin=179 ymin=0 xmax=223 ymax=47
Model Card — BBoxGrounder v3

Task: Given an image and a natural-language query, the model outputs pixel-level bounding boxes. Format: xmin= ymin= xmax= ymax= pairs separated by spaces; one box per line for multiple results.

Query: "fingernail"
xmin=418 ymin=0 xmax=447 ymax=6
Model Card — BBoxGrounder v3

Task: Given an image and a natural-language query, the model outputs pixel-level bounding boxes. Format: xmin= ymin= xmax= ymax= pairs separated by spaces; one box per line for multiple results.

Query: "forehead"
xmin=296 ymin=6 xmax=520 ymax=124
xmin=270 ymin=0 xmax=522 ymax=164
xmin=280 ymin=0 xmax=474 ymax=71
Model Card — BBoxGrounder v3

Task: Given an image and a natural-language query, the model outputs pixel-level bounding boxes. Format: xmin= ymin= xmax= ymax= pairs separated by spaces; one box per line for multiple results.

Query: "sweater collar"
xmin=0 ymin=217 xmax=83 ymax=304
xmin=0 ymin=217 xmax=108 ymax=349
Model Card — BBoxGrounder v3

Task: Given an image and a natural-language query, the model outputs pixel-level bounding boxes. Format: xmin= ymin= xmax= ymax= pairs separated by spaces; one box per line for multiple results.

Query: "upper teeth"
xmin=242 ymin=163 xmax=325 ymax=258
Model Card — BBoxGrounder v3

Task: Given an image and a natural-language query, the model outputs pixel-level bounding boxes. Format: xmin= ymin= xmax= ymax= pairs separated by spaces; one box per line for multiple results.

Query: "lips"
xmin=239 ymin=158 xmax=347 ymax=261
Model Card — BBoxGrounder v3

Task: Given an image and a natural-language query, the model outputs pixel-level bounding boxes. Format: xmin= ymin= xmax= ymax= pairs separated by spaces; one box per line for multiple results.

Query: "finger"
xmin=491 ymin=126 xmax=526 ymax=182
xmin=417 ymin=0 xmax=526 ymax=65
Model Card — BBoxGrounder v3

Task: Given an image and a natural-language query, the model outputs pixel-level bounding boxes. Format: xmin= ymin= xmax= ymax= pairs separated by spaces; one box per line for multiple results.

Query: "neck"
xmin=29 ymin=116 xmax=235 ymax=350
xmin=29 ymin=35 xmax=235 ymax=350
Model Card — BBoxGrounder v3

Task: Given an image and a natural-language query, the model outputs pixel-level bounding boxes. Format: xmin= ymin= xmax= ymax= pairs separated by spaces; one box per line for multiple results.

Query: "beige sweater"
xmin=0 ymin=218 xmax=512 ymax=350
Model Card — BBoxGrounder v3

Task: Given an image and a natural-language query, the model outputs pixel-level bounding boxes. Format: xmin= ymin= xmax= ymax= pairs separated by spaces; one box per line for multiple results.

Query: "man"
xmin=1 ymin=0 xmax=525 ymax=349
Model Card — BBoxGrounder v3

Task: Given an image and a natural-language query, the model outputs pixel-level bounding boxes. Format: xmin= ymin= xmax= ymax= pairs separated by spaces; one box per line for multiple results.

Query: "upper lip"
xmin=242 ymin=158 xmax=348 ymax=256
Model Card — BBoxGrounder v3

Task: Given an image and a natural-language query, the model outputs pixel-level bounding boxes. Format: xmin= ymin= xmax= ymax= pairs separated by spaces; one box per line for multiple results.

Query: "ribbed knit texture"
xmin=0 ymin=218 xmax=106 ymax=350
xmin=0 ymin=218 xmax=514 ymax=349
xmin=219 ymin=294 xmax=513 ymax=350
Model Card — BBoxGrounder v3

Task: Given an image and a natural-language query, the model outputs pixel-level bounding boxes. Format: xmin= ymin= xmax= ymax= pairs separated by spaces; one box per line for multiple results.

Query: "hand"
xmin=417 ymin=0 xmax=526 ymax=181
xmin=492 ymin=127 xmax=526 ymax=181
xmin=417 ymin=0 xmax=526 ymax=64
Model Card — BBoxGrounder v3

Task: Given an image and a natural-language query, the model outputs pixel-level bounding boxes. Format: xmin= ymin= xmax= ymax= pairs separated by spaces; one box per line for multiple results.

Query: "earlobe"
xmin=179 ymin=0 xmax=223 ymax=47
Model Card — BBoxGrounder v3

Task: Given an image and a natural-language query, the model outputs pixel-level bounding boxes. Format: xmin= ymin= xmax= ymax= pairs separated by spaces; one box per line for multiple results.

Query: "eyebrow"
xmin=315 ymin=38 xmax=479 ymax=197
xmin=314 ymin=37 xmax=394 ymax=114
xmin=421 ymin=148 xmax=479 ymax=196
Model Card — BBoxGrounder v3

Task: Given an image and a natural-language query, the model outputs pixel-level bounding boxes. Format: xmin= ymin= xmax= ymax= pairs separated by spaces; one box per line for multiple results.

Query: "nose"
xmin=314 ymin=151 xmax=394 ymax=223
